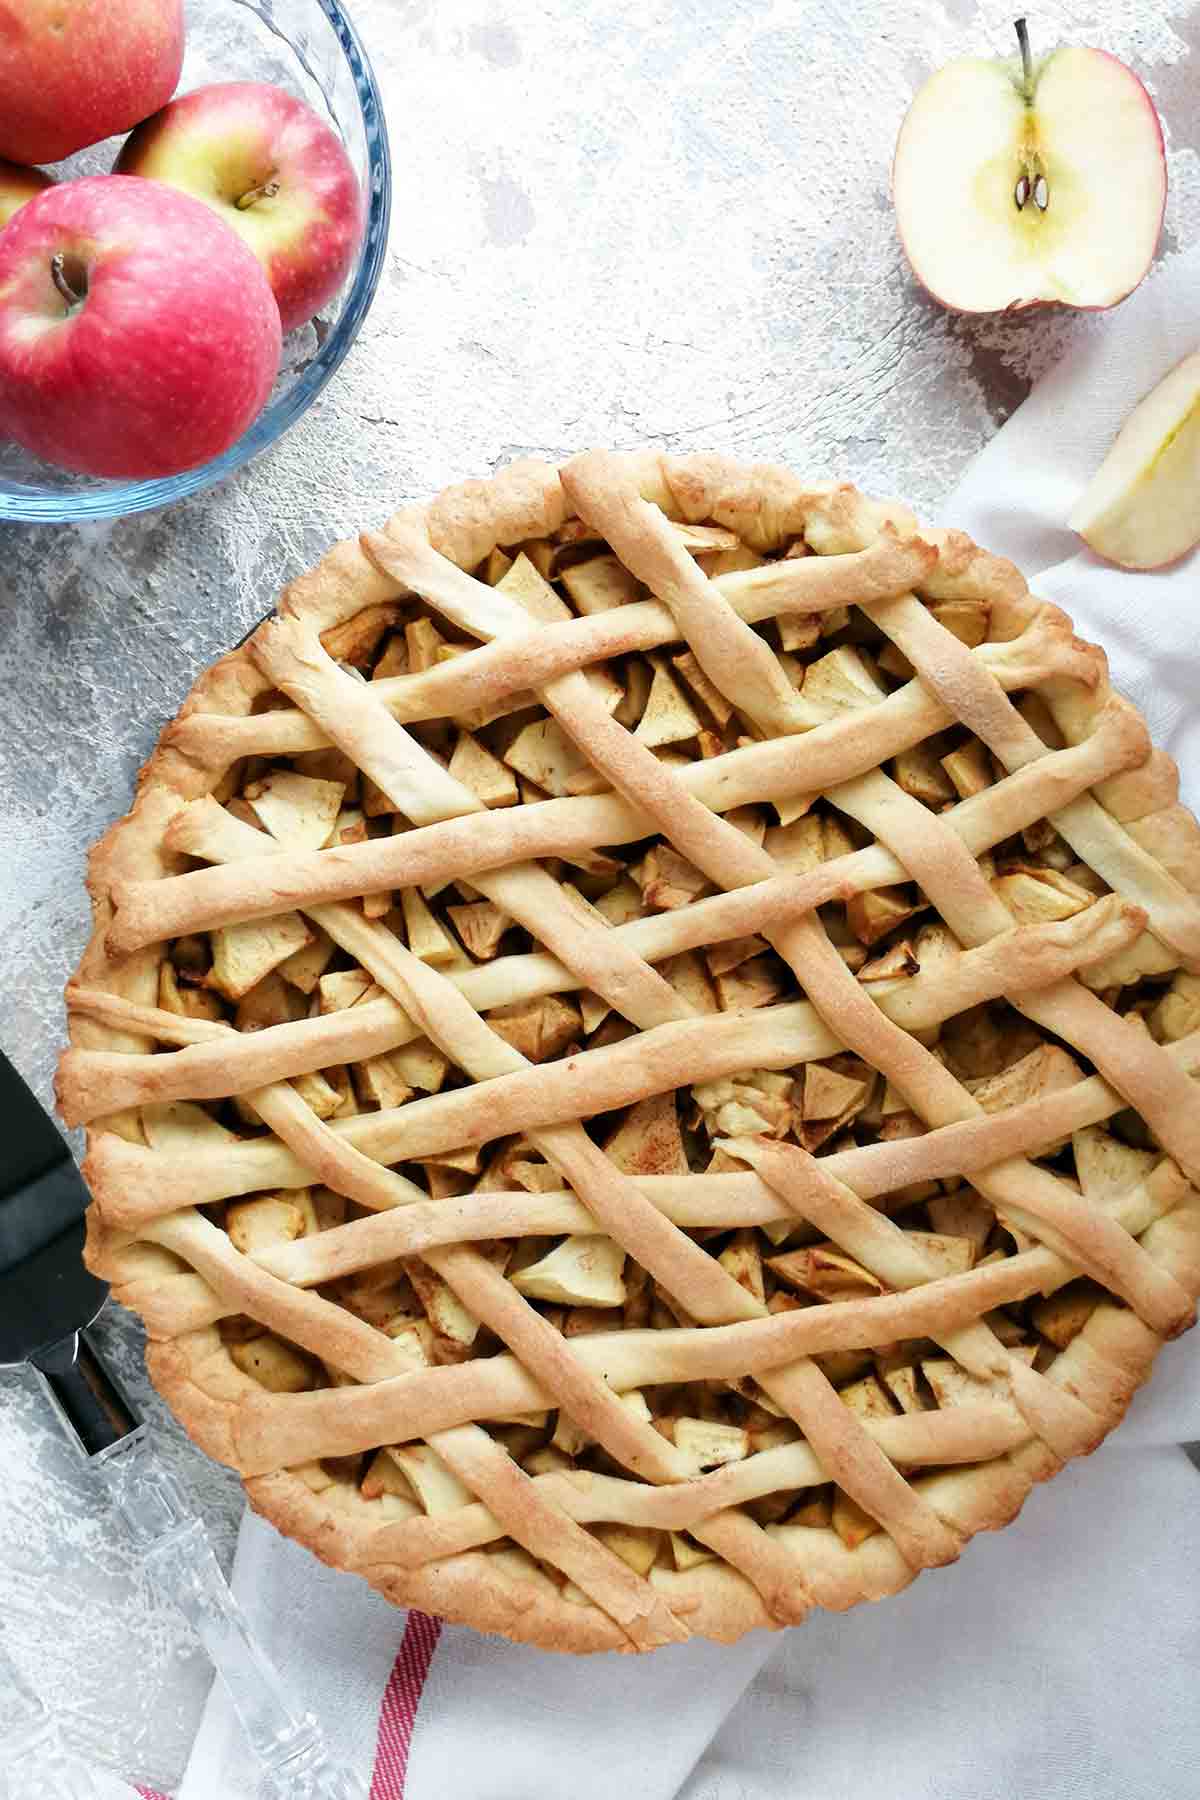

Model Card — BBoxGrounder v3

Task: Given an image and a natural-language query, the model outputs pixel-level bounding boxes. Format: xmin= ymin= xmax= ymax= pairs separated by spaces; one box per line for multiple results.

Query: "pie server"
xmin=0 ymin=1047 xmax=364 ymax=1800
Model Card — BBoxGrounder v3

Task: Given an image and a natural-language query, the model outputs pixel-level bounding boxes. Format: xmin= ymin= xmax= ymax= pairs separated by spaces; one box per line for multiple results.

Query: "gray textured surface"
xmin=0 ymin=0 xmax=1197 ymax=1787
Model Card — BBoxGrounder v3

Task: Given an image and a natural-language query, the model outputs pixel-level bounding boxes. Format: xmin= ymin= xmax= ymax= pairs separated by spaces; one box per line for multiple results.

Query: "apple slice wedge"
xmin=893 ymin=21 xmax=1166 ymax=314
xmin=1069 ymin=351 xmax=1200 ymax=569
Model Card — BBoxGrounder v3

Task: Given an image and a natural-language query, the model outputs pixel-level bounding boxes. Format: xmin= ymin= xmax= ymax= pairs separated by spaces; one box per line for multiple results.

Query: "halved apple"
xmin=1069 ymin=350 xmax=1200 ymax=569
xmin=893 ymin=21 xmax=1166 ymax=313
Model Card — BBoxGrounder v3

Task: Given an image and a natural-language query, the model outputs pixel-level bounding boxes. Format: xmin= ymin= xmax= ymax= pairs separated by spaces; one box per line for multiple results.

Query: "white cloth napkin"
xmin=177 ymin=249 xmax=1200 ymax=1800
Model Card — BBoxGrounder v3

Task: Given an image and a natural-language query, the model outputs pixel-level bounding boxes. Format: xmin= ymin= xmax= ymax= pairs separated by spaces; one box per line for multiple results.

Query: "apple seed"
xmin=1033 ymin=174 xmax=1049 ymax=210
xmin=1014 ymin=175 xmax=1030 ymax=210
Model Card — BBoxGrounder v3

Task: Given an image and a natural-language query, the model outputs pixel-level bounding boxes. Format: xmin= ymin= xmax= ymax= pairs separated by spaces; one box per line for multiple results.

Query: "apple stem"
xmin=50 ymin=252 xmax=86 ymax=312
xmin=1014 ymin=17 xmax=1034 ymax=101
xmin=236 ymin=176 xmax=281 ymax=211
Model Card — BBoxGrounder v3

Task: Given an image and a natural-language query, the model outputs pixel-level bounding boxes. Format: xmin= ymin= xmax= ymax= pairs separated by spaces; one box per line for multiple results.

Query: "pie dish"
xmin=58 ymin=449 xmax=1200 ymax=1653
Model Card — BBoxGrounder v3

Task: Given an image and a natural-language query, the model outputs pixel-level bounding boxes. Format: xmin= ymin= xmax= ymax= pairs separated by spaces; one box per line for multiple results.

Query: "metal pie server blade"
xmin=0 ymin=1047 xmax=135 ymax=1448
xmin=0 ymin=1047 xmax=365 ymax=1798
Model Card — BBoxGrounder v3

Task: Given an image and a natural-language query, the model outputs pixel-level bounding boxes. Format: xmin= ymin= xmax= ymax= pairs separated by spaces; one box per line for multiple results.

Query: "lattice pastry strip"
xmin=62 ymin=450 xmax=1200 ymax=1652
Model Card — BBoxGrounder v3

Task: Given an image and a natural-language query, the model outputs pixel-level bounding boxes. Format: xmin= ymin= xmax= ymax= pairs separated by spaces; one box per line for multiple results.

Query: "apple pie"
xmin=59 ymin=451 xmax=1200 ymax=1651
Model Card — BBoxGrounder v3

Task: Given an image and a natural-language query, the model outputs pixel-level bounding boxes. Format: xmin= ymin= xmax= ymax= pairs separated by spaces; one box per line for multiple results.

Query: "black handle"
xmin=32 ymin=1328 xmax=141 ymax=1458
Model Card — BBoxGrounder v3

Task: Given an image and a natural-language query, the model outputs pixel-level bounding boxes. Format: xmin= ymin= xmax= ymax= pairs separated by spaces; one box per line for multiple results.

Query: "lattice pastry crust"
xmin=60 ymin=451 xmax=1200 ymax=1652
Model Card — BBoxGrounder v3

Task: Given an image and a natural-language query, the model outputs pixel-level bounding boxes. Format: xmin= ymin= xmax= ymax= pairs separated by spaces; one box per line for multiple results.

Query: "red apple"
xmin=893 ymin=21 xmax=1166 ymax=313
xmin=117 ymin=82 xmax=363 ymax=334
xmin=0 ymin=176 xmax=281 ymax=480
xmin=0 ymin=0 xmax=184 ymax=166
xmin=0 ymin=162 xmax=53 ymax=231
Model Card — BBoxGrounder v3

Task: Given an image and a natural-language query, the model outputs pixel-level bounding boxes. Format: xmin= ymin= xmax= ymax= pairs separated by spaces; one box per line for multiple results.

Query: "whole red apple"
xmin=0 ymin=176 xmax=282 ymax=480
xmin=117 ymin=82 xmax=363 ymax=334
xmin=0 ymin=162 xmax=53 ymax=231
xmin=0 ymin=0 xmax=184 ymax=166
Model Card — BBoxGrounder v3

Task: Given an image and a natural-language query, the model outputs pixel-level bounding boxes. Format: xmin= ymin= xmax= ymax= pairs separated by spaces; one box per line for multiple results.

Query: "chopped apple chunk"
xmin=765 ymin=811 xmax=855 ymax=874
xmin=594 ymin=877 xmax=645 ymax=927
xmin=511 ymin=1235 xmax=627 ymax=1307
xmin=858 ymin=938 xmax=920 ymax=982
xmin=768 ymin=1245 xmax=885 ymax=1301
xmin=801 ymin=646 xmax=886 ymax=717
xmin=448 ymin=731 xmax=519 ymax=809
xmin=246 ymin=769 xmax=344 ymax=850
xmin=489 ymin=994 xmax=581 ymax=1061
xmin=277 ymin=926 xmax=335 ymax=994
xmin=902 ymin=1230 xmax=978 ymax=1276
xmin=706 ymin=934 xmax=768 ymax=978
xmin=778 ymin=611 xmax=821 ymax=653
xmin=839 ymin=1374 xmax=898 ymax=1420
xmin=659 ymin=950 xmax=719 ymax=1015
xmin=321 ymin=603 xmax=401 ymax=669
xmin=797 ymin=1058 xmax=872 ymax=1151
xmin=1071 ymin=1124 xmax=1158 ymax=1201
xmin=789 ymin=1490 xmax=834 ymax=1530
xmin=692 ymin=1070 xmax=793 ymax=1138
xmin=593 ymin=1523 xmax=661 ymax=1576
xmin=371 ymin=633 xmax=409 ymax=680
xmin=992 ymin=865 xmax=1096 ymax=925
xmin=141 ymin=1099 xmax=238 ymax=1152
xmin=831 ymin=1488 xmax=878 ymax=1548
xmin=330 ymin=806 xmax=368 ymax=848
xmin=448 ymin=900 xmax=511 ymax=960
xmin=524 ymin=1444 xmax=574 ymax=1477
xmin=389 ymin=1444 xmax=473 ymax=1514
xmin=503 ymin=718 xmax=591 ymax=797
xmin=929 ymin=598 xmax=988 ymax=647
xmin=672 ymin=649 xmax=734 ymax=727
xmin=227 ymin=1191 xmax=311 ymax=1255
xmin=846 ymin=884 xmax=924 ymax=947
xmin=405 ymin=616 xmax=448 ymax=673
xmin=670 ymin=1532 xmax=718 ymax=1571
xmin=405 ymin=1259 xmax=486 ymax=1359
xmin=877 ymin=1359 xmax=928 ymax=1414
xmin=401 ymin=888 xmax=457 ymax=965
xmin=718 ymin=1229 xmax=766 ymax=1303
xmin=892 ymin=743 xmax=956 ymax=807
xmin=713 ymin=954 xmax=785 ymax=1012
xmin=352 ymin=1054 xmax=414 ymax=1111
xmin=634 ymin=844 xmax=711 ymax=910
xmin=966 ymin=1043 xmax=1083 ymax=1115
xmin=1148 ymin=971 xmax=1200 ymax=1044
xmin=391 ymin=1037 xmax=450 ymax=1093
xmin=923 ymin=1346 xmax=1035 ymax=1410
xmin=207 ymin=912 xmax=314 ymax=1000
xmin=940 ymin=737 xmax=994 ymax=799
xmin=318 ymin=969 xmax=379 ymax=1013
xmin=159 ymin=960 xmax=225 ymax=1023
xmin=1032 ymin=1280 xmax=1105 ymax=1348
xmin=603 ymin=1094 xmax=689 ymax=1177
xmin=673 ymin=1418 xmax=750 ymax=1473
xmin=633 ymin=663 xmax=703 ymax=748
xmin=615 ymin=658 xmax=651 ymax=727
xmin=230 ymin=1334 xmax=317 ymax=1393
xmin=360 ymin=1450 xmax=421 ymax=1519
xmin=928 ymin=1187 xmax=994 ymax=1253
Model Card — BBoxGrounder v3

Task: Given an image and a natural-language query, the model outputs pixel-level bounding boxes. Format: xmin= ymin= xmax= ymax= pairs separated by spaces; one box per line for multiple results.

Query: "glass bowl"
xmin=0 ymin=0 xmax=391 ymax=524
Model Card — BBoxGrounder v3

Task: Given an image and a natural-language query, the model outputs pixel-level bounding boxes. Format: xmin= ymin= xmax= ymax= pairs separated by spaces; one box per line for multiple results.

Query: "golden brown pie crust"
xmin=58 ymin=451 xmax=1200 ymax=1652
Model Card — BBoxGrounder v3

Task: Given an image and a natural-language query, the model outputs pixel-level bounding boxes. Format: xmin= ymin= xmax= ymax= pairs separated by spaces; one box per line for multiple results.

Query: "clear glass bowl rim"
xmin=0 ymin=0 xmax=393 ymax=526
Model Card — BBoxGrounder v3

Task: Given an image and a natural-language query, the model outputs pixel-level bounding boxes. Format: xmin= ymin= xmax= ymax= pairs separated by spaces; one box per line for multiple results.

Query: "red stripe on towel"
xmin=369 ymin=1610 xmax=443 ymax=1798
